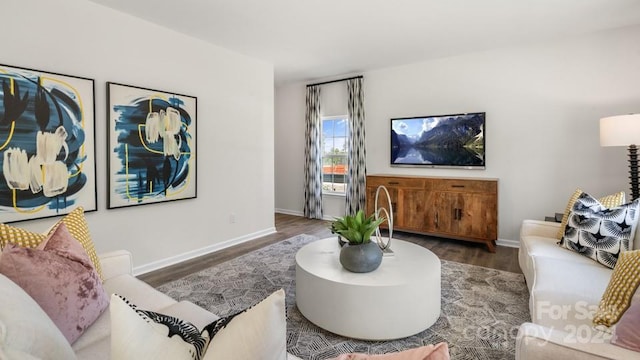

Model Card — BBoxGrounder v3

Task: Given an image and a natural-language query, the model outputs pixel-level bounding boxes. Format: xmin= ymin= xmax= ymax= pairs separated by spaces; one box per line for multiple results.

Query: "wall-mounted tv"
xmin=390 ymin=112 xmax=485 ymax=169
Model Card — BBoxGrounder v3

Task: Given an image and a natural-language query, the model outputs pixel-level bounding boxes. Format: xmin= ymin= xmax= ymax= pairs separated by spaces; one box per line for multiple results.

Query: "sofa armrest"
xmin=520 ymin=220 xmax=561 ymax=240
xmin=99 ymin=250 xmax=133 ymax=280
xmin=516 ymin=322 xmax=640 ymax=360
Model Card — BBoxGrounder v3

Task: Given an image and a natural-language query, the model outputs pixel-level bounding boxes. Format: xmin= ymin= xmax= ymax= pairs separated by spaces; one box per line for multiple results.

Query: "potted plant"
xmin=330 ymin=210 xmax=385 ymax=273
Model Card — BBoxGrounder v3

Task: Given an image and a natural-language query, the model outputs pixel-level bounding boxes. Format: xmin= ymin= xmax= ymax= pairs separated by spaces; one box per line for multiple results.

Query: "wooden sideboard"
xmin=366 ymin=174 xmax=498 ymax=252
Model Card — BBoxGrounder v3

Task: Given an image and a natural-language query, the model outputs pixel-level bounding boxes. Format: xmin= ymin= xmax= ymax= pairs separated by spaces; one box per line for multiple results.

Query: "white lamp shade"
xmin=600 ymin=114 xmax=640 ymax=147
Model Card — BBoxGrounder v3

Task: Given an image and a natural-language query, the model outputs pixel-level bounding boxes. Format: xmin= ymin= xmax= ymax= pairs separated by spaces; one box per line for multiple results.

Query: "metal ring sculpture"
xmin=374 ymin=185 xmax=394 ymax=252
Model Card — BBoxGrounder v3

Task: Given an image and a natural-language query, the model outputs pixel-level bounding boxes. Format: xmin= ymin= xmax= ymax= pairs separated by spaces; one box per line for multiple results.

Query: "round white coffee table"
xmin=295 ymin=237 xmax=441 ymax=340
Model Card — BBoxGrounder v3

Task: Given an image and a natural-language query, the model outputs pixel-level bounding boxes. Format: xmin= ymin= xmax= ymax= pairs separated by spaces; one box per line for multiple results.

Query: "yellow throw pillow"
xmin=593 ymin=250 xmax=640 ymax=327
xmin=556 ymin=189 xmax=625 ymax=240
xmin=0 ymin=207 xmax=103 ymax=280
xmin=0 ymin=224 xmax=45 ymax=249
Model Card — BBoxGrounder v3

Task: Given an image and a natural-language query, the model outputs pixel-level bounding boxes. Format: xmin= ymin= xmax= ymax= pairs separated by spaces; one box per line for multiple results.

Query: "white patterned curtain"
xmin=346 ymin=78 xmax=367 ymax=216
xmin=303 ymin=85 xmax=323 ymax=219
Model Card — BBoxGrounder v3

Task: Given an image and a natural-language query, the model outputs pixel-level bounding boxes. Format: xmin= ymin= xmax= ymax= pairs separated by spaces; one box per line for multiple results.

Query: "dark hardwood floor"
xmin=138 ymin=213 xmax=521 ymax=287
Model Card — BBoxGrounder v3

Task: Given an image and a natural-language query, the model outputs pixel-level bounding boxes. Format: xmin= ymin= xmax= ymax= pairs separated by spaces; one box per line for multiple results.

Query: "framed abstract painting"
xmin=0 ymin=64 xmax=96 ymax=223
xmin=107 ymin=82 xmax=197 ymax=209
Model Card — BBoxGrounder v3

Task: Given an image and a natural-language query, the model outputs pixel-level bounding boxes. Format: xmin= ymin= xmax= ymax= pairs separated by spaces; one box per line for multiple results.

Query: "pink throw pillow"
xmin=0 ymin=223 xmax=109 ymax=344
xmin=612 ymin=289 xmax=640 ymax=351
xmin=329 ymin=343 xmax=450 ymax=360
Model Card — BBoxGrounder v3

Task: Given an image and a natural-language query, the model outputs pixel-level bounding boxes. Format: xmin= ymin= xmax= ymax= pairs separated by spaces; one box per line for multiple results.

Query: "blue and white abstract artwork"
xmin=0 ymin=64 xmax=96 ymax=223
xmin=107 ymin=82 xmax=197 ymax=209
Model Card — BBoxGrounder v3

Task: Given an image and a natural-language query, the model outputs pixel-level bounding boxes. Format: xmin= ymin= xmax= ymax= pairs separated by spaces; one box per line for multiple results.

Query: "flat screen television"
xmin=390 ymin=112 xmax=485 ymax=169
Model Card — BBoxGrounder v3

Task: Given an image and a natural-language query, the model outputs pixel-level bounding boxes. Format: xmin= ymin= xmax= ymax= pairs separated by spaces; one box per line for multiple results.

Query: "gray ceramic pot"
xmin=339 ymin=240 xmax=383 ymax=273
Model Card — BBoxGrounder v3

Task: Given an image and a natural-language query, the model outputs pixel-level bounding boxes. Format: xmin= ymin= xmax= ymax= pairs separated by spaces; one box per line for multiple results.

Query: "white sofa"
xmin=516 ymin=220 xmax=640 ymax=359
xmin=0 ymin=250 xmax=302 ymax=360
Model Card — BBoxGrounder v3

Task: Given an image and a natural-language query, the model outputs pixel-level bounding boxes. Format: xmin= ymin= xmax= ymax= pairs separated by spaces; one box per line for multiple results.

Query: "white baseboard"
xmin=275 ymin=208 xmax=303 ymax=216
xmin=496 ymin=238 xmax=519 ymax=248
xmin=133 ymin=227 xmax=277 ymax=276
xmin=275 ymin=208 xmax=335 ymax=221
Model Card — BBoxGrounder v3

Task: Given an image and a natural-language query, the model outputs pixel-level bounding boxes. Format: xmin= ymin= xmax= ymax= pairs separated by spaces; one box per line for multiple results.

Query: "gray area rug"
xmin=157 ymin=234 xmax=530 ymax=360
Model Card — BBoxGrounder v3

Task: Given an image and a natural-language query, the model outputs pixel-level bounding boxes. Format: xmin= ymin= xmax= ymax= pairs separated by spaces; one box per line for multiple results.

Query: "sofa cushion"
xmin=559 ymin=192 xmax=639 ymax=269
xmin=516 ymin=322 xmax=640 ymax=360
xmin=556 ymin=189 xmax=625 ymax=240
xmin=593 ymin=250 xmax=640 ymax=327
xmin=72 ymin=305 xmax=112 ymax=355
xmin=0 ymin=207 xmax=103 ymax=280
xmin=519 ymin=234 xmax=597 ymax=291
xmin=0 ymin=223 xmax=109 ymax=344
xmin=75 ymin=337 xmax=110 ymax=360
xmin=0 ymin=274 xmax=75 ymax=359
xmin=102 ymin=273 xmax=177 ymax=310
xmin=611 ymin=287 xmax=640 ymax=351
xmin=529 ymin=256 xmax=611 ymax=329
xmin=110 ymin=289 xmax=286 ymax=360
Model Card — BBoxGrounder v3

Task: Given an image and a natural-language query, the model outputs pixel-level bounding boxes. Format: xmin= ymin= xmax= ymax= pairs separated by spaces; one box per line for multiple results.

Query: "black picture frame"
xmin=107 ymin=82 xmax=197 ymax=209
xmin=0 ymin=63 xmax=97 ymax=223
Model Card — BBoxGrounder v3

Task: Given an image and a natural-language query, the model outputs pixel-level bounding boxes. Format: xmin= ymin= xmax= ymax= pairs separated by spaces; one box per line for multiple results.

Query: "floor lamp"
xmin=600 ymin=114 xmax=640 ymax=201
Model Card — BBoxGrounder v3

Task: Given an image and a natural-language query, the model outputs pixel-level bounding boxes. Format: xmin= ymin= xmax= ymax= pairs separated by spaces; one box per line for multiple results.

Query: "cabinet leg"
xmin=486 ymin=240 xmax=496 ymax=253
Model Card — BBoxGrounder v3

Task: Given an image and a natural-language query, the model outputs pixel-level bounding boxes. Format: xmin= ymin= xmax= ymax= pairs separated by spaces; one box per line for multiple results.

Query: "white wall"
xmin=2 ymin=0 xmax=275 ymax=273
xmin=275 ymin=25 xmax=640 ymax=243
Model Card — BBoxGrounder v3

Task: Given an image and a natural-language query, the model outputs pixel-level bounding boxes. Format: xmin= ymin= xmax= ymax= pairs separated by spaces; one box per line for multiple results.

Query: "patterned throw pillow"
xmin=110 ymin=294 xmax=211 ymax=360
xmin=559 ymin=192 xmax=640 ymax=269
xmin=0 ymin=223 xmax=109 ymax=343
xmin=202 ymin=289 xmax=287 ymax=360
xmin=110 ymin=289 xmax=286 ymax=360
xmin=556 ymin=189 xmax=626 ymax=240
xmin=593 ymin=250 xmax=640 ymax=327
xmin=0 ymin=207 xmax=103 ymax=280
xmin=611 ymin=287 xmax=640 ymax=351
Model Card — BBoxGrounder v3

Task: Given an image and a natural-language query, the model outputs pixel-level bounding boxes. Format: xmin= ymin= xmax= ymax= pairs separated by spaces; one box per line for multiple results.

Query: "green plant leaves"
xmin=329 ymin=210 xmax=385 ymax=245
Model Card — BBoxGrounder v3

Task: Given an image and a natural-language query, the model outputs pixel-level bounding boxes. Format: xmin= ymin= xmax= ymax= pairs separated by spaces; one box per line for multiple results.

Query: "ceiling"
xmin=88 ymin=0 xmax=640 ymax=85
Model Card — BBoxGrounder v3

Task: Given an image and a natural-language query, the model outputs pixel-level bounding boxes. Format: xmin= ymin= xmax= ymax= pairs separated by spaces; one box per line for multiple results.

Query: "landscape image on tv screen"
xmin=390 ymin=112 xmax=485 ymax=168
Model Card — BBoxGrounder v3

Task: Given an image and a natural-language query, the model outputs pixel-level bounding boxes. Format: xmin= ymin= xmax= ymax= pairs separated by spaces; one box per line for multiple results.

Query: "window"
xmin=322 ymin=116 xmax=348 ymax=194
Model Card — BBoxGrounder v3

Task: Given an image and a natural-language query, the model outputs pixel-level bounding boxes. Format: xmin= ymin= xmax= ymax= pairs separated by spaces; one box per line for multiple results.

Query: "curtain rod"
xmin=306 ymin=75 xmax=363 ymax=87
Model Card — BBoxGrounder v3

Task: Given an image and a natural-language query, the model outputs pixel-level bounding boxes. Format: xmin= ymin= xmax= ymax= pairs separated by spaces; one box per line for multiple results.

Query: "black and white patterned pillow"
xmin=110 ymin=289 xmax=286 ymax=360
xmin=111 ymin=294 xmax=211 ymax=360
xmin=560 ymin=192 xmax=640 ymax=269
xmin=201 ymin=289 xmax=287 ymax=359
